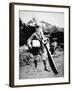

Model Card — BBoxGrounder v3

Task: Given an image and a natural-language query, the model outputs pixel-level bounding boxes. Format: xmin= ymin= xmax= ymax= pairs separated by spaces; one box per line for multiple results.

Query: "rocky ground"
xmin=19 ymin=50 xmax=64 ymax=79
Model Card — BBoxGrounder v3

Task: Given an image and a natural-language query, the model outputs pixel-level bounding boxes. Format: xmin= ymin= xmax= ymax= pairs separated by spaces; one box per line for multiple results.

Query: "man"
xmin=27 ymin=19 xmax=50 ymax=71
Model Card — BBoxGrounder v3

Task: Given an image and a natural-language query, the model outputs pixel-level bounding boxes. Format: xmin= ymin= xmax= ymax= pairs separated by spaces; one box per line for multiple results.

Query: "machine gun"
xmin=39 ymin=26 xmax=58 ymax=74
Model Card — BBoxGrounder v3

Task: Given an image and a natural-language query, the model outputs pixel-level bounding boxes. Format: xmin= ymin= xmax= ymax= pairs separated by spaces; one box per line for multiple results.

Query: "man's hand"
xmin=42 ymin=38 xmax=47 ymax=45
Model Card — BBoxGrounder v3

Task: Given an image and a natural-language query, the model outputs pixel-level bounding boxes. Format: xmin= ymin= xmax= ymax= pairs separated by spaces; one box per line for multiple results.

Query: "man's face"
xmin=42 ymin=24 xmax=46 ymax=32
xmin=52 ymin=41 xmax=57 ymax=47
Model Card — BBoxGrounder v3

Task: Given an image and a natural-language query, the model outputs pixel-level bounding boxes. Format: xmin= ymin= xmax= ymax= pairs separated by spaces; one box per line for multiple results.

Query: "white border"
xmin=14 ymin=5 xmax=69 ymax=86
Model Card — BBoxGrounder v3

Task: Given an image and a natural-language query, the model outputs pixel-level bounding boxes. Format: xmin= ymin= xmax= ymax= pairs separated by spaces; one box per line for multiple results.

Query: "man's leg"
xmin=42 ymin=54 xmax=50 ymax=72
xmin=34 ymin=60 xmax=37 ymax=69
xmin=43 ymin=60 xmax=50 ymax=71
xmin=34 ymin=56 xmax=38 ymax=71
xmin=43 ymin=60 xmax=47 ymax=70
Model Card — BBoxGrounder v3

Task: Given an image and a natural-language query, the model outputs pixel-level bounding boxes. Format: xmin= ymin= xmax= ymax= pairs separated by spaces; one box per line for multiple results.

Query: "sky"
xmin=19 ymin=10 xmax=64 ymax=28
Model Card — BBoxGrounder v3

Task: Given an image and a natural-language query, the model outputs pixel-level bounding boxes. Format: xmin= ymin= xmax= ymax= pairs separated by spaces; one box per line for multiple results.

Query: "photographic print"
xmin=19 ymin=11 xmax=64 ymax=79
xmin=9 ymin=3 xmax=70 ymax=87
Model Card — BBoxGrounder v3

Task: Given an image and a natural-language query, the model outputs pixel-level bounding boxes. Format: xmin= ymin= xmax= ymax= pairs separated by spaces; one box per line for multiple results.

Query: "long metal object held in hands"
xmin=39 ymin=27 xmax=58 ymax=74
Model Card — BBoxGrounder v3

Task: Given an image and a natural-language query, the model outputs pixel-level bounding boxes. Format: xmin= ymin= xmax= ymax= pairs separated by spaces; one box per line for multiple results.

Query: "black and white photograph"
xmin=9 ymin=3 xmax=70 ymax=87
xmin=19 ymin=11 xmax=64 ymax=79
